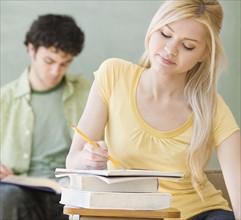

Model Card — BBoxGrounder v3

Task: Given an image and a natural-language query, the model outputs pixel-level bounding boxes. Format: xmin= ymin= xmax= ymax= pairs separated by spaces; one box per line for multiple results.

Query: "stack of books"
xmin=55 ymin=168 xmax=183 ymax=210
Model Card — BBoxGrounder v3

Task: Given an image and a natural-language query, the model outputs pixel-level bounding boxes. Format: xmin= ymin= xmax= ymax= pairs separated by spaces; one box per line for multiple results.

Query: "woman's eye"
xmin=161 ymin=32 xmax=171 ymax=38
xmin=183 ymin=44 xmax=194 ymax=51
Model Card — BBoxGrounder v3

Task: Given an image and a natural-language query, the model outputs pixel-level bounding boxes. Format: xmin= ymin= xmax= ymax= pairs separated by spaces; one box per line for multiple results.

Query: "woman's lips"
xmin=159 ymin=55 xmax=176 ymax=65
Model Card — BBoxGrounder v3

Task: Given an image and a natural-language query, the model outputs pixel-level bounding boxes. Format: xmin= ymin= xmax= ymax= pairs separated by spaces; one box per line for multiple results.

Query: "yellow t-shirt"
xmin=94 ymin=58 xmax=240 ymax=219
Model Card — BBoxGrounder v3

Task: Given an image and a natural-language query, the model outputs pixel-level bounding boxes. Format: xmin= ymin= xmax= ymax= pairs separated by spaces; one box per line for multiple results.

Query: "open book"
xmin=55 ymin=168 xmax=183 ymax=193
xmin=1 ymin=175 xmax=62 ymax=194
xmin=57 ymin=174 xmax=159 ymax=193
xmin=55 ymin=168 xmax=184 ymax=179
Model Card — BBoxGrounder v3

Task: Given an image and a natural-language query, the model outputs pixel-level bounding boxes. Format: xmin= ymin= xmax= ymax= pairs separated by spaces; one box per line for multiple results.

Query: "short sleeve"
xmin=93 ymin=58 xmax=130 ymax=106
xmin=212 ymin=95 xmax=240 ymax=147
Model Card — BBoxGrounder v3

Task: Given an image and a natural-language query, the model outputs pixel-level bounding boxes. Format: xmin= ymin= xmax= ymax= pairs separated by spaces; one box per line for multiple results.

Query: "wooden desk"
xmin=64 ymin=206 xmax=180 ymax=220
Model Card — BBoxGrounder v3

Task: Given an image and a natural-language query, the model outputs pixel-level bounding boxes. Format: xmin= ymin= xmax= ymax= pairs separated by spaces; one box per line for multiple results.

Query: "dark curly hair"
xmin=24 ymin=14 xmax=85 ymax=56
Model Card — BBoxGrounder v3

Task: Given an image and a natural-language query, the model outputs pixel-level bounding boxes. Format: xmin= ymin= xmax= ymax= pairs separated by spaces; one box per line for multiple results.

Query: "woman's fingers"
xmin=96 ymin=140 xmax=108 ymax=151
xmin=84 ymin=142 xmax=108 ymax=159
xmin=80 ymin=142 xmax=109 ymax=169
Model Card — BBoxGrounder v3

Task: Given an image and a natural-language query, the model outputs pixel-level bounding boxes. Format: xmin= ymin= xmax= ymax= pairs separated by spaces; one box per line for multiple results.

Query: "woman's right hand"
xmin=0 ymin=163 xmax=13 ymax=180
xmin=66 ymin=140 xmax=109 ymax=170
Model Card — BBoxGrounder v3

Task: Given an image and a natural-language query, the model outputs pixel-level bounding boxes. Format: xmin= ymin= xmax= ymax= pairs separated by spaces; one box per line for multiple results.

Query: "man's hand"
xmin=0 ymin=163 xmax=13 ymax=180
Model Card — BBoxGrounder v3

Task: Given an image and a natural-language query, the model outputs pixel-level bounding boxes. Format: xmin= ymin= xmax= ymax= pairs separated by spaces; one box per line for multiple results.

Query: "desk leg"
xmin=69 ymin=215 xmax=80 ymax=220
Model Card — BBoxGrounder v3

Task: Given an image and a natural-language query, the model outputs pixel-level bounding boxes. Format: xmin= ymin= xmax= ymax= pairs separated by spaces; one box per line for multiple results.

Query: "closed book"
xmin=62 ymin=174 xmax=159 ymax=193
xmin=60 ymin=187 xmax=171 ymax=210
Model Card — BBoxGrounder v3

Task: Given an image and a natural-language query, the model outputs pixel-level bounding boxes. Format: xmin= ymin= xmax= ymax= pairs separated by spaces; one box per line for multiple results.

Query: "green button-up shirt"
xmin=0 ymin=68 xmax=91 ymax=175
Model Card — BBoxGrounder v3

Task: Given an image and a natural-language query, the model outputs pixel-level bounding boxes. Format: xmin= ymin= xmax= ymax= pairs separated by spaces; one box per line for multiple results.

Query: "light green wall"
xmin=1 ymin=1 xmax=240 ymax=169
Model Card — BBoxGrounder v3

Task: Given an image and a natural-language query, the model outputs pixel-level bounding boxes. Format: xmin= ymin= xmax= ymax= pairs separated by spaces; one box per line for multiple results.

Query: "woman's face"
xmin=148 ymin=17 xmax=208 ymax=76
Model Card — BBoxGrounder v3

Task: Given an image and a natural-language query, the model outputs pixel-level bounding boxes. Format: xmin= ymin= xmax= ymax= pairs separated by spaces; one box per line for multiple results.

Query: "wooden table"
xmin=64 ymin=206 xmax=181 ymax=220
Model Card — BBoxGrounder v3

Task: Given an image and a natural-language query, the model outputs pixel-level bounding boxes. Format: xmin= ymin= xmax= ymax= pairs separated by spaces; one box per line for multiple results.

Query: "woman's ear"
xmin=27 ymin=43 xmax=36 ymax=58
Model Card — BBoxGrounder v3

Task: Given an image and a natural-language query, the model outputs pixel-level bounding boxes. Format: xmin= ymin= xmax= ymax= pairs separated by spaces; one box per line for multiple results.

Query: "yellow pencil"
xmin=72 ymin=126 xmax=123 ymax=169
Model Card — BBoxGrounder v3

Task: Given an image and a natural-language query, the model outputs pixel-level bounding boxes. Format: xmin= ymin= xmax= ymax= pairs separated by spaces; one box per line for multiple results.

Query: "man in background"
xmin=0 ymin=14 xmax=90 ymax=219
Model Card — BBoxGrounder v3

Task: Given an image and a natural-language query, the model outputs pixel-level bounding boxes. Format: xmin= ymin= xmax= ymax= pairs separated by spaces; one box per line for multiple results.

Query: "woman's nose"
xmin=164 ymin=44 xmax=177 ymax=56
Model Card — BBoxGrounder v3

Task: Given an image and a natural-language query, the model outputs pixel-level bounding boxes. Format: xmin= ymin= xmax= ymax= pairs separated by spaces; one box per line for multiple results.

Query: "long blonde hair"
xmin=139 ymin=0 xmax=226 ymax=197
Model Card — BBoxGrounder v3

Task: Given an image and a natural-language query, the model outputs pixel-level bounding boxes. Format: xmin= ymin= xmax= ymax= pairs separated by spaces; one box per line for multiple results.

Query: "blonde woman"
xmin=66 ymin=0 xmax=240 ymax=219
